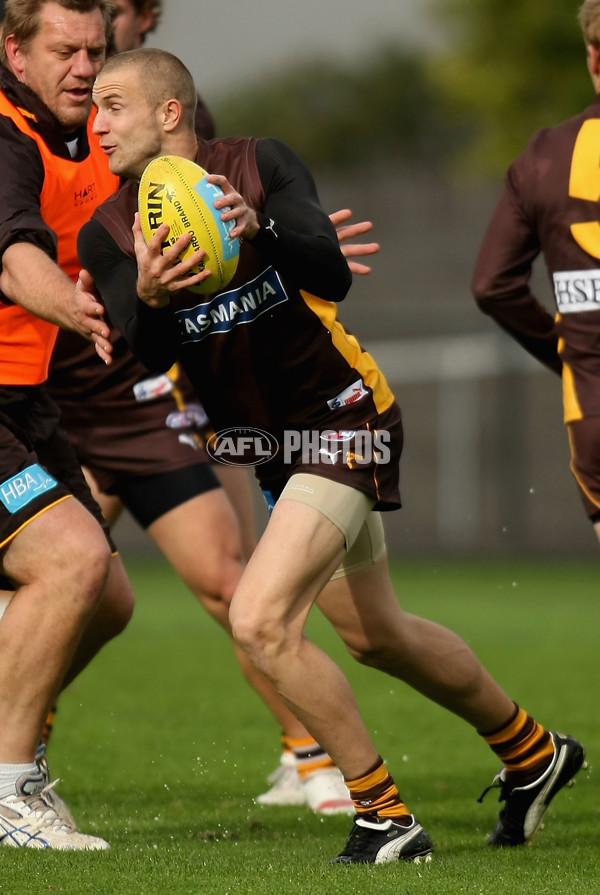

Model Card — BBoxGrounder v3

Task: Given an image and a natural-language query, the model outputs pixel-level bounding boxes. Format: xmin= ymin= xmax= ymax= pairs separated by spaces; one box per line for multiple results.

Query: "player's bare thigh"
xmin=2 ymin=496 xmax=110 ymax=600
xmin=147 ymin=487 xmax=243 ymax=604
xmin=229 ymin=498 xmax=346 ymax=648
xmin=81 ymin=465 xmax=124 ymax=528
xmin=317 ymin=553 xmax=409 ymax=659
xmin=230 ymin=474 xmax=375 ymax=643
xmin=213 ymin=464 xmax=258 ymax=562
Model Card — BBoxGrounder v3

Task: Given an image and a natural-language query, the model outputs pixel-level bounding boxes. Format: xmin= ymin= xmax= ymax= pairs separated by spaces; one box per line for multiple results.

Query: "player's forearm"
xmin=0 ymin=242 xmax=77 ymax=328
xmin=254 ymin=139 xmax=352 ymax=301
xmin=248 ymin=211 xmax=352 ymax=301
xmin=476 ymin=294 xmax=562 ymax=374
xmin=1 ymin=242 xmax=111 ymax=354
xmin=472 ymin=259 xmax=561 ymax=373
xmin=471 ymin=190 xmax=562 ymax=372
xmin=124 ymin=299 xmax=179 ymax=373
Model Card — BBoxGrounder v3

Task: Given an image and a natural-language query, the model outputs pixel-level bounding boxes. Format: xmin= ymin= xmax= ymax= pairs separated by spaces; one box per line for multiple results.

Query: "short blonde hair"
xmin=579 ymin=0 xmax=600 ymax=47
xmin=99 ymin=47 xmax=198 ymax=130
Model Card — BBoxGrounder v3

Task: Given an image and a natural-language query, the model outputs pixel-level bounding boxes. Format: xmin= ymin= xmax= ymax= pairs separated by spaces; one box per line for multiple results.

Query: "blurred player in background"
xmin=472 ymin=0 xmax=600 ymax=545
xmin=109 ymin=0 xmax=215 ymax=135
xmin=110 ymin=0 xmax=157 ymax=52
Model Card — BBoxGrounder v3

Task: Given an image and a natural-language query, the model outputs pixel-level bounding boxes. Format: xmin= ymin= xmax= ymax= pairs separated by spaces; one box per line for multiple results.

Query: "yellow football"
xmin=138 ymin=155 xmax=240 ymax=294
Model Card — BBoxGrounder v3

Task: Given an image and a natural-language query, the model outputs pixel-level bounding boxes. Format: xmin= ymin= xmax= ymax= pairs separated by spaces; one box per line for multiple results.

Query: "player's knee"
xmin=65 ymin=536 xmax=112 ymax=609
xmin=44 ymin=502 xmax=112 ymax=591
xmin=229 ymin=607 xmax=261 ymax=652
xmin=229 ymin=602 xmax=287 ymax=664
xmin=187 ymin=554 xmax=242 ymax=607
xmin=339 ymin=623 xmax=403 ymax=670
xmin=346 ymin=640 xmax=395 ymax=669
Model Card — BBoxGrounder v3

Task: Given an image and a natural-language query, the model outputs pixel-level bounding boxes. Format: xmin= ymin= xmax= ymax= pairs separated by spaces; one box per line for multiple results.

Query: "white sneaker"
xmin=0 ymin=774 xmax=109 ymax=850
xmin=302 ymin=768 xmax=354 ymax=815
xmin=36 ymin=744 xmax=78 ymax=832
xmin=255 ymin=752 xmax=307 ymax=806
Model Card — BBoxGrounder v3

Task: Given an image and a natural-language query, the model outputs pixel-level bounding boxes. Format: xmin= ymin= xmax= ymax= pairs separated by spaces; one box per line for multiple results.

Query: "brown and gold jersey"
xmin=79 ymin=136 xmax=402 ymax=509
xmin=472 ymin=94 xmax=600 ymax=422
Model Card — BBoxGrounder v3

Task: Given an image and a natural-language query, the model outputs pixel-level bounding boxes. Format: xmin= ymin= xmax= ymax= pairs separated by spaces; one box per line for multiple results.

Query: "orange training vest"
xmin=0 ymin=97 xmax=119 ymax=385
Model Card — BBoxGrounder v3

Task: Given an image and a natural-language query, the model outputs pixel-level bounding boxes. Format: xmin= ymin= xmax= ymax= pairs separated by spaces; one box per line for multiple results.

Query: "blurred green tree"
xmin=212 ymin=46 xmax=460 ymax=173
xmin=432 ymin=0 xmax=593 ymax=174
xmin=212 ymin=3 xmax=592 ymax=178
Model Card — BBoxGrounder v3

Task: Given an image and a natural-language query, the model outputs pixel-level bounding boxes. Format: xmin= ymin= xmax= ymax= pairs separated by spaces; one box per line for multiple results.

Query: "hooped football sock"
xmin=345 ymin=756 xmax=412 ymax=823
xmin=283 ymin=735 xmax=335 ymax=781
xmin=280 ymin=734 xmax=296 ymax=758
xmin=480 ymin=703 xmax=555 ymax=786
xmin=42 ymin=705 xmax=57 ymax=746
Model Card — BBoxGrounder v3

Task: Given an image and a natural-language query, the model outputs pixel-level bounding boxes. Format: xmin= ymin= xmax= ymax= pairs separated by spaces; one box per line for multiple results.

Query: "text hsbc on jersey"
xmin=553 ymin=269 xmax=600 ymax=313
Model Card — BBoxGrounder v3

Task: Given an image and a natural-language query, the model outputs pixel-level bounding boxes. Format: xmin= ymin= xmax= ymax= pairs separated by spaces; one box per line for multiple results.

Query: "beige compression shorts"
xmin=278 ymin=473 xmax=386 ymax=579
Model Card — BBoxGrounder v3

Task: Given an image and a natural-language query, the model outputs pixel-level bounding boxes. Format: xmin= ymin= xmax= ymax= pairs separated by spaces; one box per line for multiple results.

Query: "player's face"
xmin=7 ymin=2 xmax=106 ymax=130
xmin=110 ymin=0 xmax=155 ymax=54
xmin=92 ymin=66 xmax=164 ymax=179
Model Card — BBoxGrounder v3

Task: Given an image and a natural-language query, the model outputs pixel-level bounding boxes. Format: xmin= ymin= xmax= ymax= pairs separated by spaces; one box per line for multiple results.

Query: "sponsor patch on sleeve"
xmin=327 ymin=379 xmax=369 ymax=410
xmin=133 ymin=374 xmax=174 ymax=402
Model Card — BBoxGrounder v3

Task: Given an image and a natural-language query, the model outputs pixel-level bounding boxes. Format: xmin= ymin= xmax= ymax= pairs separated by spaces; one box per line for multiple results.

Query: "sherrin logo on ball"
xmin=138 ymin=155 xmax=240 ymax=295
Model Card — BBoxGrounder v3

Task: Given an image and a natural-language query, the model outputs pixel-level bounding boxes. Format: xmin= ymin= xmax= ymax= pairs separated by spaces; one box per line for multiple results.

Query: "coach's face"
xmin=5 ymin=1 xmax=106 ymax=131
xmin=92 ymin=65 xmax=164 ymax=179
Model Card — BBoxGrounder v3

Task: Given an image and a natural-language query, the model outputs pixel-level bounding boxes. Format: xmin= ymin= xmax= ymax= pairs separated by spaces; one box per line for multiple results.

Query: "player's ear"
xmin=4 ymin=34 xmax=25 ymax=75
xmin=161 ymin=99 xmax=183 ymax=132
xmin=139 ymin=8 xmax=155 ymax=40
xmin=587 ymin=44 xmax=600 ymax=79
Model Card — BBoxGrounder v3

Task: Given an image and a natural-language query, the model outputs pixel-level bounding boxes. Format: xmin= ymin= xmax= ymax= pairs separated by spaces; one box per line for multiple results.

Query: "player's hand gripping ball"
xmin=138 ymin=155 xmax=240 ymax=294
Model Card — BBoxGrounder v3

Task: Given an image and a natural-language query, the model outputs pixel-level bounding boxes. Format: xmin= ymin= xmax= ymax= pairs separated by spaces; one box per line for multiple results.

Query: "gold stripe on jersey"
xmin=167 ymin=363 xmax=188 ymax=412
xmin=559 ymin=331 xmax=584 ymax=422
xmin=301 ymin=293 xmax=395 ymax=414
xmin=166 ymin=363 xmax=214 ymax=450
xmin=562 ymin=363 xmax=583 ymax=422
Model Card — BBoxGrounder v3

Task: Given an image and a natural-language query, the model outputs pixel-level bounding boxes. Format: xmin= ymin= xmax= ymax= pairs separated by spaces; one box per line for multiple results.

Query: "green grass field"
xmin=1 ymin=557 xmax=597 ymax=894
